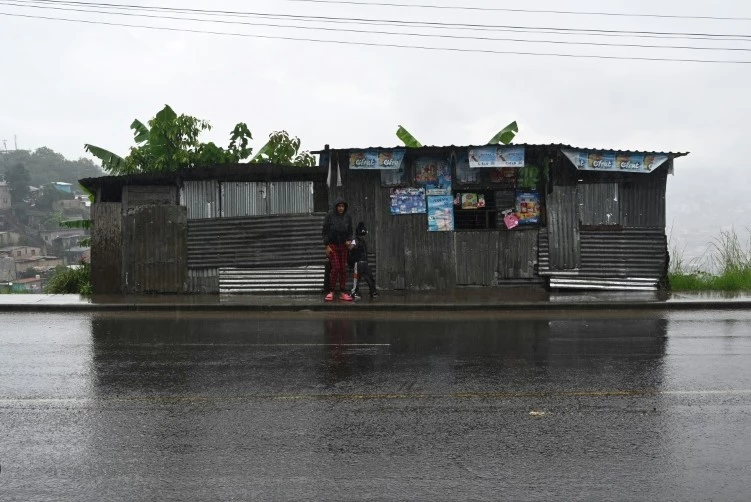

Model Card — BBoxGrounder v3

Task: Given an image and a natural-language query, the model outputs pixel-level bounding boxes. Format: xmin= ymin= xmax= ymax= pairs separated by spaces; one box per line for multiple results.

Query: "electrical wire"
xmin=2 ymin=11 xmax=750 ymax=64
xmin=275 ymin=0 xmax=751 ymax=22
xmin=11 ymin=0 xmax=751 ymax=40
xmin=1 ymin=0 xmax=749 ymax=52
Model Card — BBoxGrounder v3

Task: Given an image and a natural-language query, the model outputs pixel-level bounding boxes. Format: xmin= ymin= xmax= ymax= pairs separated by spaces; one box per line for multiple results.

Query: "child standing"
xmin=349 ymin=222 xmax=378 ymax=299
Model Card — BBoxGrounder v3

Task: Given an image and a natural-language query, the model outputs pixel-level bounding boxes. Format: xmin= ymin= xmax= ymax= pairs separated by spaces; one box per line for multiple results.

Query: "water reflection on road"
xmin=2 ymin=310 xmax=750 ymax=501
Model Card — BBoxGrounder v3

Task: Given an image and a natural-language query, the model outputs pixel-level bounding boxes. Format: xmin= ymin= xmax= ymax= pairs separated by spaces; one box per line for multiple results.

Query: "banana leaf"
xmin=396 ymin=125 xmax=422 ymax=148
xmin=488 ymin=121 xmax=519 ymax=145
xmin=250 ymin=140 xmax=271 ymax=162
xmin=84 ymin=144 xmax=125 ymax=171
xmin=130 ymin=119 xmax=150 ymax=144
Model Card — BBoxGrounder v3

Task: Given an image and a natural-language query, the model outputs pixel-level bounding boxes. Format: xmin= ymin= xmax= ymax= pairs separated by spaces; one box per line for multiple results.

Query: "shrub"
xmin=44 ymin=262 xmax=92 ymax=296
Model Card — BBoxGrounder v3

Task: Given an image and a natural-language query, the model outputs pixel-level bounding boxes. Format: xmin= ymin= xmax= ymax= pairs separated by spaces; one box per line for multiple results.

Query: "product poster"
xmin=415 ymin=156 xmax=452 ymax=195
xmin=427 ymin=195 xmax=454 ymax=232
xmin=389 ymin=187 xmax=426 ymax=215
xmin=460 ymin=193 xmax=486 ymax=209
xmin=515 ymin=192 xmax=540 ymax=224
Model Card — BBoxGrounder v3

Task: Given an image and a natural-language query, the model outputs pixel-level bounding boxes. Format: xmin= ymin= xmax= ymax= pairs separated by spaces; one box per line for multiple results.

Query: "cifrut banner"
xmin=349 ymin=149 xmax=405 ymax=169
xmin=468 ymin=145 xmax=525 ymax=168
xmin=378 ymin=149 xmax=406 ymax=170
xmin=427 ymin=195 xmax=454 ymax=232
xmin=562 ymin=148 xmax=669 ymax=173
xmin=390 ymin=187 xmax=426 ymax=215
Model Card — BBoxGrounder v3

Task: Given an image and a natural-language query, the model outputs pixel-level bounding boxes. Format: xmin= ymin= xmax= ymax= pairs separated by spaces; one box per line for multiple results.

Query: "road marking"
xmin=2 ymin=389 xmax=751 ymax=405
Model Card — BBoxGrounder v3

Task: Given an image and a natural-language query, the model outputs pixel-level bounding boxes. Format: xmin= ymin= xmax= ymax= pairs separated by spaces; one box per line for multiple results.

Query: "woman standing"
xmin=322 ymin=196 xmax=354 ymax=301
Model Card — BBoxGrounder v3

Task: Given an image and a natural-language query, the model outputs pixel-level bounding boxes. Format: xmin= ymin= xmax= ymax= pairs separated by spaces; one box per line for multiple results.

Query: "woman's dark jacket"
xmin=322 ymin=196 xmax=353 ymax=245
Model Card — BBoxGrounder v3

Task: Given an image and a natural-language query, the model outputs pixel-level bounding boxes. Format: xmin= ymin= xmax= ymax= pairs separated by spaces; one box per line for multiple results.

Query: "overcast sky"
xmin=1 ymin=0 xmax=750 ymax=261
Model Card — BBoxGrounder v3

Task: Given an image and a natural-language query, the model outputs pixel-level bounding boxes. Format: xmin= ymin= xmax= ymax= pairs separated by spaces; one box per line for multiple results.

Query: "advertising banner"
xmin=350 ymin=149 xmax=406 ymax=170
xmin=562 ymin=148 xmax=669 ymax=173
xmin=468 ymin=145 xmax=525 ymax=168
xmin=378 ymin=149 xmax=406 ymax=170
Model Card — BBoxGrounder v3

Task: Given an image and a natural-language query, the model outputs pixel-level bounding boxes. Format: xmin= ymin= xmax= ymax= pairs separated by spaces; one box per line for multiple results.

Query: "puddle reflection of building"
xmin=321 ymin=318 xmax=382 ymax=386
xmin=317 ymin=315 xmax=670 ymax=394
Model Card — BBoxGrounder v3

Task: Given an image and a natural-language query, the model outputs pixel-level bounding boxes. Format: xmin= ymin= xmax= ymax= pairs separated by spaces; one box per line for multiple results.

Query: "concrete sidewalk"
xmin=2 ymin=287 xmax=751 ymax=312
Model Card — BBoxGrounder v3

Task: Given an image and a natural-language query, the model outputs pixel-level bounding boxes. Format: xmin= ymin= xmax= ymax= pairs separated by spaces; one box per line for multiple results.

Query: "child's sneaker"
xmin=370 ymin=290 xmax=379 ymax=298
xmin=351 ymin=290 xmax=362 ymax=300
xmin=339 ymin=292 xmax=353 ymax=302
xmin=324 ymin=292 xmax=334 ymax=302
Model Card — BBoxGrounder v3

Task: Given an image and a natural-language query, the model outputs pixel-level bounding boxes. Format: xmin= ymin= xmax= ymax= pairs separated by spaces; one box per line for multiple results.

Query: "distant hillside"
xmin=0 ymin=147 xmax=103 ymax=189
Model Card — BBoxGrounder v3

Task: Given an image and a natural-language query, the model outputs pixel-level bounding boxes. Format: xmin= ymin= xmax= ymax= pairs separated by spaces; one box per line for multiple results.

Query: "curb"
xmin=2 ymin=301 xmax=751 ymax=313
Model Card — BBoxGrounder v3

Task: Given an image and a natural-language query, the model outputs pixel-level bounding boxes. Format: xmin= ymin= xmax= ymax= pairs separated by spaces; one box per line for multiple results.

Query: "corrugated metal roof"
xmin=317 ymin=143 xmax=689 ymax=158
xmin=79 ymin=163 xmax=327 ymax=194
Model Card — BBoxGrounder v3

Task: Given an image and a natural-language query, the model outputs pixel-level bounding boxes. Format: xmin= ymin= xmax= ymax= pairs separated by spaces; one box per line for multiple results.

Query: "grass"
xmin=669 ymin=228 xmax=751 ymax=291
xmin=43 ymin=262 xmax=92 ymax=296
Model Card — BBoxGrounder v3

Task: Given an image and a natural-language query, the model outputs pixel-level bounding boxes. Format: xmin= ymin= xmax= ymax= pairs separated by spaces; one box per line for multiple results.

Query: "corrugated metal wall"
xmin=539 ymin=228 xmax=667 ymax=290
xmin=219 ymin=181 xmax=314 ymax=217
xmin=546 ymin=185 xmax=581 ymax=270
xmin=578 ymin=183 xmax=621 ymax=226
xmin=221 ymin=182 xmax=266 ymax=217
xmin=620 ymin=175 xmax=666 ymax=228
xmin=122 ymin=205 xmax=187 ymax=293
xmin=455 ymin=232 xmax=497 ymax=286
xmin=180 ymin=181 xmax=220 ymax=219
xmin=498 ymin=229 xmax=539 ymax=280
xmin=187 ymin=268 xmax=219 ymax=293
xmin=267 ymin=181 xmax=314 ymax=215
xmin=218 ymin=266 xmax=325 ymax=293
xmin=90 ymin=203 xmax=122 ymax=294
xmin=187 ymin=213 xmax=326 ymax=269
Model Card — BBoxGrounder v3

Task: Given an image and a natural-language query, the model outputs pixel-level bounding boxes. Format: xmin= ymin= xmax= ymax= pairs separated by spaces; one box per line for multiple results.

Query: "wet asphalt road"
xmin=1 ymin=310 xmax=750 ymax=501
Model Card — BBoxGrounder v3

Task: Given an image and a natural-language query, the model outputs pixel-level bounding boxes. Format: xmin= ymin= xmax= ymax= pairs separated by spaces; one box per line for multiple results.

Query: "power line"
xmin=2 ymin=0 xmax=749 ymax=52
xmin=2 ymin=11 xmax=751 ymax=64
xmin=275 ymin=0 xmax=751 ymax=22
xmin=11 ymin=0 xmax=751 ymax=40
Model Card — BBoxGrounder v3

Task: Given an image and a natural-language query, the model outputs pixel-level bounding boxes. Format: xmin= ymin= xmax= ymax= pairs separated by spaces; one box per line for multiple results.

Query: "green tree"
xmin=85 ymin=105 xmax=315 ymax=174
xmin=85 ymin=105 xmax=254 ymax=174
xmin=4 ymin=163 xmax=31 ymax=204
xmin=251 ymin=131 xmax=316 ymax=167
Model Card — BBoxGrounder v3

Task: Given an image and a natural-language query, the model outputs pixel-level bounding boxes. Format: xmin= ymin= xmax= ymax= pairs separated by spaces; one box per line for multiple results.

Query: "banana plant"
xmin=487 ymin=121 xmax=518 ymax=145
xmin=396 ymin=125 xmax=423 ymax=148
xmin=396 ymin=121 xmax=519 ymax=147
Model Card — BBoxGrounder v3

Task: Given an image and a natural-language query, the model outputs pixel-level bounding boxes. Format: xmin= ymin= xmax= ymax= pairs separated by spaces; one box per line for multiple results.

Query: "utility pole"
xmin=14 ymin=135 xmax=18 ymax=150
xmin=2 ymin=140 xmax=6 ymax=151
